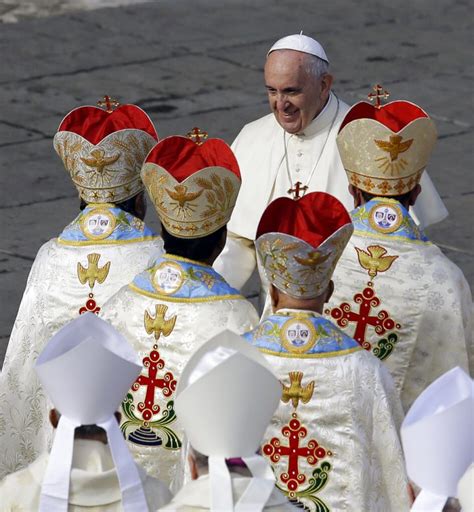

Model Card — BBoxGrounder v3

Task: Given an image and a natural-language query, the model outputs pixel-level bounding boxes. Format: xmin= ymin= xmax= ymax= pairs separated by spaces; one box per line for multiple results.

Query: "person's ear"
xmin=325 ymin=280 xmax=335 ymax=303
xmin=349 ymin=185 xmax=363 ymax=208
xmin=408 ymin=184 xmax=422 ymax=206
xmin=269 ymin=284 xmax=279 ymax=310
xmin=320 ymin=73 xmax=333 ymax=97
xmin=188 ymin=454 xmax=199 ymax=480
xmin=49 ymin=409 xmax=60 ymax=429
xmin=134 ymin=191 xmax=147 ymax=220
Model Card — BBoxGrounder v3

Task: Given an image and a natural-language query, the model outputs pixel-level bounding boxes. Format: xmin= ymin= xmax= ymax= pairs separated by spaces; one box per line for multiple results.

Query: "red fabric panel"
xmin=58 ymin=105 xmax=158 ymax=144
xmin=145 ymin=136 xmax=241 ymax=182
xmin=256 ymin=192 xmax=351 ymax=248
xmin=339 ymin=100 xmax=429 ymax=133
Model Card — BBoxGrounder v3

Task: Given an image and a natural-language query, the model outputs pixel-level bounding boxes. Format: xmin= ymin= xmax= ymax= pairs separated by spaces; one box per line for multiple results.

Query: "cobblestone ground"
xmin=0 ymin=0 xmax=472 ymax=364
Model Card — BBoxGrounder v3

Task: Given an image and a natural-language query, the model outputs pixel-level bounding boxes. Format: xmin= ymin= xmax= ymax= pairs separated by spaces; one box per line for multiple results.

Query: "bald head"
xmin=264 ymin=50 xmax=333 ymax=134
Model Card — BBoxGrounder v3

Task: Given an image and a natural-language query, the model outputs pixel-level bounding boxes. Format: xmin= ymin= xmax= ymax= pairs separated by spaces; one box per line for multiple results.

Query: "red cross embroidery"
xmin=132 ymin=349 xmax=176 ymax=421
xmin=263 ymin=415 xmax=326 ymax=492
xmin=328 ymin=285 xmax=399 ymax=350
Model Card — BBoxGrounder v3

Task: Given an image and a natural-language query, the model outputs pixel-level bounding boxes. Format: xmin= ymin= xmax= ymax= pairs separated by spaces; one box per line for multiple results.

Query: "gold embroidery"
xmin=281 ymin=317 xmax=318 ymax=354
xmin=144 ymin=304 xmax=177 ymax=340
xmin=186 ymin=127 xmax=208 ymax=145
xmin=77 ymin=253 xmax=110 ymax=289
xmin=281 ymin=372 xmax=315 ymax=409
xmin=165 ymin=185 xmax=204 ymax=217
xmin=355 ymin=245 xmax=398 ymax=280
xmin=151 ymin=261 xmax=185 ymax=295
xmin=374 ymin=135 xmax=413 ymax=176
xmin=79 ymin=208 xmax=116 ymax=240
xmin=368 ymin=202 xmax=403 ymax=234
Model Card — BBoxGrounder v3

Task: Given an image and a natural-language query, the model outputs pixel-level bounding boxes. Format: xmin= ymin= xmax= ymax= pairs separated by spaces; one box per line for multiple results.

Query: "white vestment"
xmin=214 ymin=92 xmax=448 ymax=292
xmin=244 ymin=309 xmax=410 ymax=512
xmin=0 ymin=439 xmax=172 ymax=511
xmin=100 ymin=253 xmax=259 ymax=490
xmin=326 ymin=198 xmax=472 ymax=411
xmin=159 ymin=473 xmax=295 ymax=511
xmin=0 ymin=206 xmax=163 ymax=479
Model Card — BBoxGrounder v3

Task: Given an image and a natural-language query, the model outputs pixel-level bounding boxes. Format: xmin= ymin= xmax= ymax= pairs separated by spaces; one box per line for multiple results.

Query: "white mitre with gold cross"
xmin=141 ymin=128 xmax=241 ymax=239
xmin=256 ymin=192 xmax=353 ymax=299
xmin=337 ymin=85 xmax=437 ymax=197
xmin=54 ymin=96 xmax=158 ymax=204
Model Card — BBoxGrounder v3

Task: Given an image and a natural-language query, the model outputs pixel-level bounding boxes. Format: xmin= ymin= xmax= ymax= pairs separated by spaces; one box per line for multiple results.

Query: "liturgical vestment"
xmin=244 ymin=309 xmax=410 ymax=512
xmin=0 ymin=205 xmax=162 ymax=479
xmin=326 ymin=198 xmax=472 ymax=411
xmin=100 ymin=253 xmax=259 ymax=489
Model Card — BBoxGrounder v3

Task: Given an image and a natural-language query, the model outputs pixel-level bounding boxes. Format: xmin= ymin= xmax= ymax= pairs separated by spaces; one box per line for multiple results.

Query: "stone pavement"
xmin=0 ymin=0 xmax=473 ymax=365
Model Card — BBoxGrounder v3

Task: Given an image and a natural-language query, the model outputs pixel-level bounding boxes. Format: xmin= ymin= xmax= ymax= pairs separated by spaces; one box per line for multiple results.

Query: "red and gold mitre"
xmin=53 ymin=97 xmax=158 ymax=204
xmin=256 ymin=192 xmax=353 ymax=299
xmin=337 ymin=86 xmax=437 ymax=196
xmin=141 ymin=130 xmax=241 ymax=238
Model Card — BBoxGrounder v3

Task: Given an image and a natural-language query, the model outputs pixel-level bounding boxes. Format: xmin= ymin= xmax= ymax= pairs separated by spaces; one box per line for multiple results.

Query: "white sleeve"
xmin=410 ymin=171 xmax=448 ymax=229
xmin=214 ymin=231 xmax=257 ymax=291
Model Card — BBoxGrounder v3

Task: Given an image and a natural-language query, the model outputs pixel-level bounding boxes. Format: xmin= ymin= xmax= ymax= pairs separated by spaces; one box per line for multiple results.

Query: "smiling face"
xmin=264 ymin=50 xmax=332 ymax=134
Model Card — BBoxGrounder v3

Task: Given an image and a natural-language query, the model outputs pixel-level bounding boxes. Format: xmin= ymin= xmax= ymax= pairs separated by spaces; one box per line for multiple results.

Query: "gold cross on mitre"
xmin=288 ymin=181 xmax=308 ymax=200
xmin=186 ymin=127 xmax=208 ymax=145
xmin=97 ymin=95 xmax=120 ymax=113
xmin=368 ymin=84 xmax=390 ymax=109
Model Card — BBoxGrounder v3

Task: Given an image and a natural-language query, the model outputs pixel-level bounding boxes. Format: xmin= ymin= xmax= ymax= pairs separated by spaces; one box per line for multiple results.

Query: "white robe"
xmin=100 ymin=253 xmax=259 ymax=491
xmin=244 ymin=309 xmax=410 ymax=512
xmin=0 ymin=439 xmax=172 ymax=511
xmin=326 ymin=198 xmax=472 ymax=411
xmin=214 ymin=92 xmax=448 ymax=292
xmin=159 ymin=473 xmax=295 ymax=511
xmin=0 ymin=206 xmax=163 ymax=479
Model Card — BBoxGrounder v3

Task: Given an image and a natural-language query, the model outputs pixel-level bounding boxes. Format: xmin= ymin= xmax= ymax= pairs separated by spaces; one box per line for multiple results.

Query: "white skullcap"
xmin=268 ymin=34 xmax=329 ymax=63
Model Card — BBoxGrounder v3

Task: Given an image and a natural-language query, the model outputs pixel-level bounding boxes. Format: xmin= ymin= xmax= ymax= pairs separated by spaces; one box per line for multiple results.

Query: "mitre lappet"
xmin=140 ymin=128 xmax=241 ymax=238
xmin=401 ymin=367 xmax=474 ymax=511
xmin=34 ymin=313 xmax=147 ymax=512
xmin=256 ymin=192 xmax=354 ymax=299
xmin=53 ymin=96 xmax=158 ymax=204
xmin=174 ymin=330 xmax=281 ymax=511
xmin=336 ymin=85 xmax=437 ymax=197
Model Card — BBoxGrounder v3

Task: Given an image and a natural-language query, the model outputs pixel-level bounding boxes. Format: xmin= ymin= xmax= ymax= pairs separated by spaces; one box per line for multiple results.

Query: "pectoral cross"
xmin=186 ymin=127 xmax=208 ymax=145
xmin=368 ymin=84 xmax=390 ymax=109
xmin=97 ymin=95 xmax=120 ymax=112
xmin=288 ymin=181 xmax=308 ymax=199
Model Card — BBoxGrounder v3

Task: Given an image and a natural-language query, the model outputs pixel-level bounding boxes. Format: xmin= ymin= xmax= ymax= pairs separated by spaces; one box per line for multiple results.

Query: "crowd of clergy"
xmin=0 ymin=34 xmax=472 ymax=512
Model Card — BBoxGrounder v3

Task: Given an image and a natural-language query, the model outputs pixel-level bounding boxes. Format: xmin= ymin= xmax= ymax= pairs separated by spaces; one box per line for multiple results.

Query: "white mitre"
xmin=34 ymin=313 xmax=147 ymax=512
xmin=175 ymin=330 xmax=282 ymax=511
xmin=267 ymin=33 xmax=329 ymax=62
xmin=401 ymin=367 xmax=474 ymax=512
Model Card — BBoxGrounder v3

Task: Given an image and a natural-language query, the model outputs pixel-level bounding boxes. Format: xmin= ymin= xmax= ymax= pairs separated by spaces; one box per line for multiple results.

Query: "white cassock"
xmin=215 ymin=92 xmax=448 ymax=292
xmin=243 ymin=309 xmax=410 ymax=512
xmin=100 ymin=253 xmax=259 ymax=490
xmin=159 ymin=473 xmax=295 ymax=511
xmin=0 ymin=205 xmax=163 ymax=479
xmin=0 ymin=439 xmax=172 ymax=511
xmin=326 ymin=198 xmax=472 ymax=411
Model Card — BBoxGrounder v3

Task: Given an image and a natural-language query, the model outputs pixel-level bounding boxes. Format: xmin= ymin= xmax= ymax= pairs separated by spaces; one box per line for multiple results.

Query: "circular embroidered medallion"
xmin=368 ymin=203 xmax=403 ymax=234
xmin=152 ymin=261 xmax=184 ymax=295
xmin=281 ymin=317 xmax=317 ymax=354
xmin=80 ymin=209 xmax=116 ymax=240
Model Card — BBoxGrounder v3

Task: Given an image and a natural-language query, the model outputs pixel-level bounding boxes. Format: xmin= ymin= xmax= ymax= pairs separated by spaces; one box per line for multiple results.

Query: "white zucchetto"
xmin=267 ymin=33 xmax=329 ymax=63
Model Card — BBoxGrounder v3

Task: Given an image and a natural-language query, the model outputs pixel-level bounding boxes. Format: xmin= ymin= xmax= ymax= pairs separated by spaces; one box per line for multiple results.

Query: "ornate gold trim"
xmin=162 ymin=254 xmax=212 ymax=268
xmin=56 ymin=236 xmax=158 ymax=247
xmin=152 ymin=261 xmax=185 ymax=295
xmin=258 ymin=345 xmax=363 ymax=359
xmin=80 ymin=208 xmax=117 ymax=240
xmin=128 ymin=283 xmax=244 ymax=303
xmin=352 ymin=230 xmax=431 ymax=246
xmin=368 ymin=202 xmax=403 ymax=234
xmin=280 ymin=317 xmax=318 ymax=354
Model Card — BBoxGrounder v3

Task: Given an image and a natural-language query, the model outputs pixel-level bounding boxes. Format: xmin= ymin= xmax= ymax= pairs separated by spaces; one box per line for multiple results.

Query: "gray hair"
xmin=303 ymin=54 xmax=329 ymax=78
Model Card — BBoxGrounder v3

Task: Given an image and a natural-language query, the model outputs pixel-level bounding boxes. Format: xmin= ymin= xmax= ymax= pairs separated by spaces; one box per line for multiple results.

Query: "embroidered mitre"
xmin=337 ymin=92 xmax=437 ymax=196
xmin=256 ymin=192 xmax=353 ymax=299
xmin=141 ymin=132 xmax=241 ymax=238
xmin=53 ymin=99 xmax=158 ymax=204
